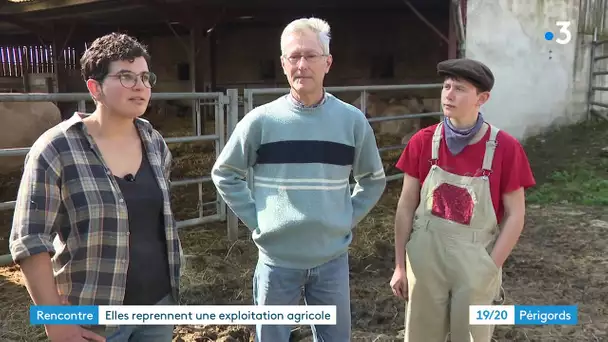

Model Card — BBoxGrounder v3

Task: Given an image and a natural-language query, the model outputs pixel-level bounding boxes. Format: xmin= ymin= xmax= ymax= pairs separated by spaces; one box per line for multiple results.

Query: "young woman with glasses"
xmin=9 ymin=32 xmax=182 ymax=342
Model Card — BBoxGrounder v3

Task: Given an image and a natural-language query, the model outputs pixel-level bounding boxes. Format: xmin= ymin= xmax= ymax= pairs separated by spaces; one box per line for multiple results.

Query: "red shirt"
xmin=395 ymin=123 xmax=536 ymax=224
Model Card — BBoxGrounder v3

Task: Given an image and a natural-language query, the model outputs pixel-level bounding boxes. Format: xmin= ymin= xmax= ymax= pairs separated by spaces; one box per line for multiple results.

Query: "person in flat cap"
xmin=390 ymin=58 xmax=536 ymax=342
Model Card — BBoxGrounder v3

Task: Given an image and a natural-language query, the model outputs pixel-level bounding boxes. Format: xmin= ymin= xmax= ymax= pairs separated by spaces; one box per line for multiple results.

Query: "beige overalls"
xmin=404 ymin=122 xmax=503 ymax=342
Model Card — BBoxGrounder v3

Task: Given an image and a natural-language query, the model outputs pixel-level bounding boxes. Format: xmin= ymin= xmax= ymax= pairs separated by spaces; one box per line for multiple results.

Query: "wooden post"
xmin=448 ymin=1 xmax=457 ymax=59
xmin=20 ymin=46 xmax=30 ymax=92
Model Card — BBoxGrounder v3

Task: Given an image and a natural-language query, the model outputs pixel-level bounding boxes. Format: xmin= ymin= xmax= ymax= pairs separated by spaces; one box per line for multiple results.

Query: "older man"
xmin=390 ymin=58 xmax=536 ymax=342
xmin=211 ymin=17 xmax=386 ymax=342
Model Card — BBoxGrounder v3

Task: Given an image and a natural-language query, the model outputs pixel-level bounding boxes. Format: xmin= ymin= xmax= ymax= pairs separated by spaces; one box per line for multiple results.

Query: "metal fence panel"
xmin=0 ymin=90 xmax=238 ymax=264
xmin=2 ymin=83 xmax=450 ymax=262
xmin=588 ymin=27 xmax=608 ymax=120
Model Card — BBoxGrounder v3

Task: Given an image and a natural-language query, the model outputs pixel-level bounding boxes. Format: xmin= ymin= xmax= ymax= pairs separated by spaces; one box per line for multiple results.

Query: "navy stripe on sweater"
xmin=256 ymin=140 xmax=355 ymax=166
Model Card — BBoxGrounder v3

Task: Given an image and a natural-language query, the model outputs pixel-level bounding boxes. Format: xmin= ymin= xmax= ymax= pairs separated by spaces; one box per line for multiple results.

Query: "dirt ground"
xmin=1 ymin=116 xmax=607 ymax=342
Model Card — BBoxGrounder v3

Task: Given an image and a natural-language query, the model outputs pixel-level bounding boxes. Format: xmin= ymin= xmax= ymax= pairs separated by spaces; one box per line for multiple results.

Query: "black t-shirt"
xmin=114 ymin=148 xmax=172 ymax=305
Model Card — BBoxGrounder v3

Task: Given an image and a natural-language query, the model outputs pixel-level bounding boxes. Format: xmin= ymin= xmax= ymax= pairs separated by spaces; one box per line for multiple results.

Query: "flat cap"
xmin=437 ymin=58 xmax=495 ymax=92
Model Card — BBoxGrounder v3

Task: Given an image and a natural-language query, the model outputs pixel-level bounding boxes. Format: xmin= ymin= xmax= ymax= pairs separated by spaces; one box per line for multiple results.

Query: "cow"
xmin=0 ymin=101 xmax=62 ymax=175
xmin=353 ymin=93 xmax=442 ymax=145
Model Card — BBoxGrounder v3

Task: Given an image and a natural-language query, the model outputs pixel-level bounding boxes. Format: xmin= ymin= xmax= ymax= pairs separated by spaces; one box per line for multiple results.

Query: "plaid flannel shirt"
xmin=9 ymin=112 xmax=182 ymax=306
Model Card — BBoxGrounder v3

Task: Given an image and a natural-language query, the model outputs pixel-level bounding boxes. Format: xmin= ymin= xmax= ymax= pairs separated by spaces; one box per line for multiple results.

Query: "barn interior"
xmin=0 ymin=0 xmax=463 ymax=107
xmin=0 ymin=0 xmax=463 ymax=254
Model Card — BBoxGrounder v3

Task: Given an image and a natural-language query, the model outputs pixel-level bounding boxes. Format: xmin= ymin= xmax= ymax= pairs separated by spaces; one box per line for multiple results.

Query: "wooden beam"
xmin=127 ymin=0 xmax=202 ymax=29
xmin=0 ymin=23 xmax=191 ymax=46
xmin=15 ymin=4 xmax=145 ymax=22
xmin=197 ymin=6 xmax=444 ymax=25
xmin=0 ymin=14 xmax=54 ymax=41
xmin=1 ymin=0 xmax=107 ymax=14
xmin=0 ymin=6 xmax=447 ymax=45
xmin=401 ymin=0 xmax=449 ymax=44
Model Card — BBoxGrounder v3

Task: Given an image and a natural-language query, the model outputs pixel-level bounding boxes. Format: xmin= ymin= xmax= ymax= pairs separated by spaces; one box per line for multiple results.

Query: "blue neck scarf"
xmin=443 ymin=112 xmax=485 ymax=155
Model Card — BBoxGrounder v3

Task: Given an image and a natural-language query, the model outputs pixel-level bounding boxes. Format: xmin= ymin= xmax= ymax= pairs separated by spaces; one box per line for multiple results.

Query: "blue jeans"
xmin=87 ymin=293 xmax=176 ymax=342
xmin=252 ymin=252 xmax=351 ymax=342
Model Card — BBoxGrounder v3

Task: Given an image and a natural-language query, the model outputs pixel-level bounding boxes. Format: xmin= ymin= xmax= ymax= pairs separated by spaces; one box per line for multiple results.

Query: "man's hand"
xmin=46 ymin=325 xmax=105 ymax=342
xmin=390 ymin=267 xmax=408 ymax=300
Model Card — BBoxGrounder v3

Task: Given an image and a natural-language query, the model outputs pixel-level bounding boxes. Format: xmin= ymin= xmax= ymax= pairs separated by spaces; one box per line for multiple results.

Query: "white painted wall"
xmin=465 ymin=0 xmax=585 ymax=140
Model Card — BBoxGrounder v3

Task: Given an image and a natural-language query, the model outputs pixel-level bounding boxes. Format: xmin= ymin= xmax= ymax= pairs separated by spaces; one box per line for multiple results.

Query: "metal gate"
xmin=587 ymin=27 xmax=608 ymax=119
xmin=1 ymin=84 xmax=446 ymax=265
xmin=0 ymin=90 xmax=236 ymax=264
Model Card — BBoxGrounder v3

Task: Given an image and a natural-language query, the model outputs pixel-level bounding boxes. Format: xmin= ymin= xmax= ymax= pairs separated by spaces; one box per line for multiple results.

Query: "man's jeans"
xmin=86 ymin=293 xmax=176 ymax=342
xmin=253 ymin=252 xmax=351 ymax=342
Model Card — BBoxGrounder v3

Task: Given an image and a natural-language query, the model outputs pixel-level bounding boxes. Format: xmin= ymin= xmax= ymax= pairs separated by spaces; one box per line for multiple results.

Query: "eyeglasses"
xmin=106 ymin=71 xmax=157 ymax=89
xmin=283 ymin=54 xmax=327 ymax=65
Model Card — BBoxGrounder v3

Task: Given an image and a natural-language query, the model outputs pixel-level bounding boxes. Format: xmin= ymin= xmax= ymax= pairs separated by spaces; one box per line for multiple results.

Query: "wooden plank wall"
xmin=0 ymin=45 xmax=78 ymax=78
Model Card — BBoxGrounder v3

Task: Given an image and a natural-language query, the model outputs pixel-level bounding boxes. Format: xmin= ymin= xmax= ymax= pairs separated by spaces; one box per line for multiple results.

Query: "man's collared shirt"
xmin=9 ymin=112 xmax=182 ymax=306
xmin=288 ymin=89 xmax=328 ymax=109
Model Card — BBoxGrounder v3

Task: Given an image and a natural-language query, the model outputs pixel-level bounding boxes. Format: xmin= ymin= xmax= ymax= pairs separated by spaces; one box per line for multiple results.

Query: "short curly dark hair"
xmin=80 ymin=32 xmax=151 ymax=82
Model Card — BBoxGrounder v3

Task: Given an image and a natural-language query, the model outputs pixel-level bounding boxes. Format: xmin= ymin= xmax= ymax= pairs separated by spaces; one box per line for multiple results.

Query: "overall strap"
xmin=481 ymin=124 xmax=500 ymax=171
xmin=431 ymin=122 xmax=443 ymax=163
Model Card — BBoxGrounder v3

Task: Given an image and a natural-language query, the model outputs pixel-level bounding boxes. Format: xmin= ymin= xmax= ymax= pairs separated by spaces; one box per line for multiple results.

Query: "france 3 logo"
xmin=544 ymin=21 xmax=572 ymax=45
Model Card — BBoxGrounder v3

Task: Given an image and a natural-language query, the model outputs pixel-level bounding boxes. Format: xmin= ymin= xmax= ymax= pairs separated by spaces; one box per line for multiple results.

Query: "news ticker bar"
xmin=29 ymin=304 xmax=578 ymax=326
xmin=469 ymin=305 xmax=578 ymax=325
xmin=31 ymin=305 xmax=337 ymax=325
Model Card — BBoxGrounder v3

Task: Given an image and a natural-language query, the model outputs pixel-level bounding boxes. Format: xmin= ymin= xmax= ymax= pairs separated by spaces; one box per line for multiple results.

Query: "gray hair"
xmin=280 ymin=17 xmax=331 ymax=55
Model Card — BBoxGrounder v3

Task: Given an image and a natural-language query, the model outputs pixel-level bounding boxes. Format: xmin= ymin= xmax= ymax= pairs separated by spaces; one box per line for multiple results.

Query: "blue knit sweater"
xmin=211 ymin=92 xmax=386 ymax=269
